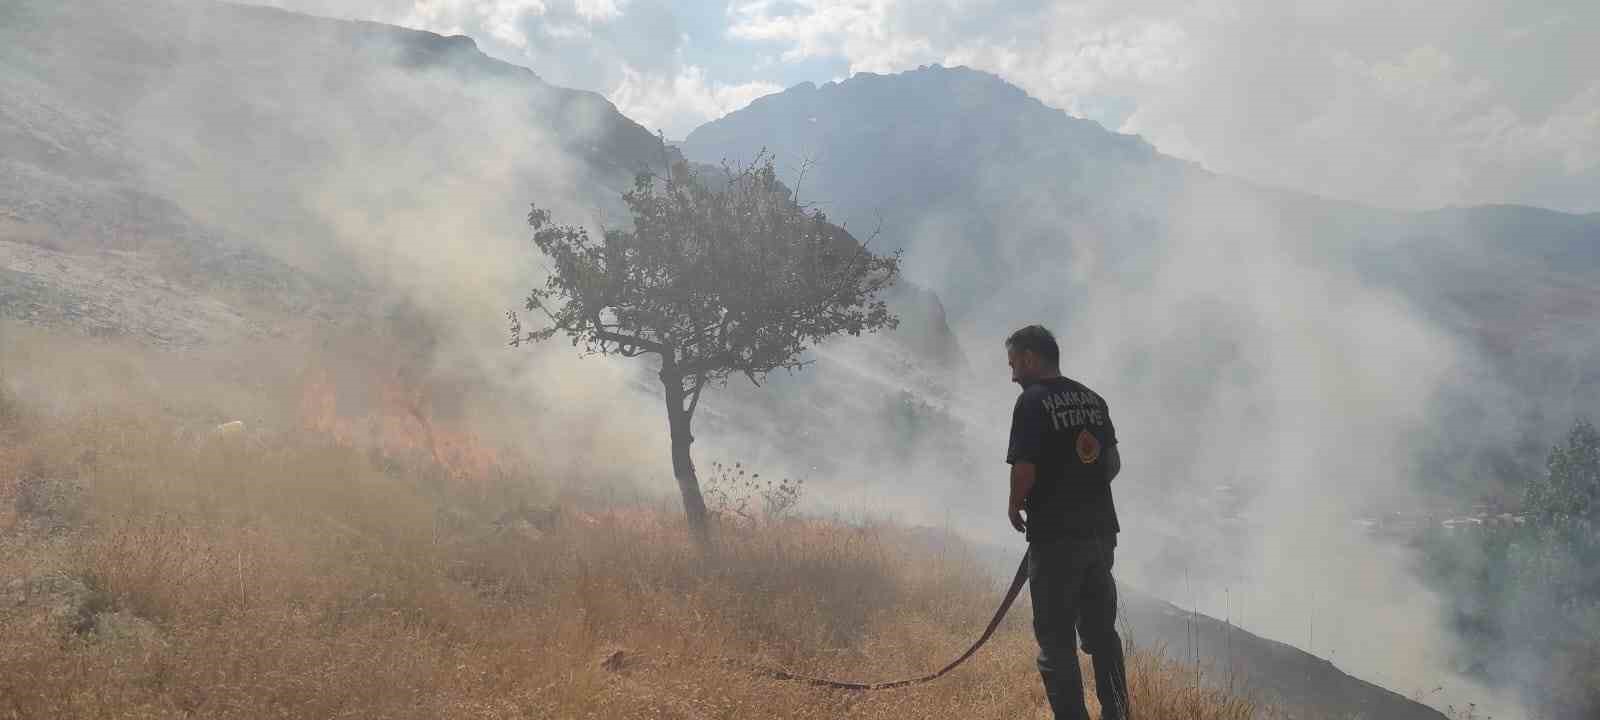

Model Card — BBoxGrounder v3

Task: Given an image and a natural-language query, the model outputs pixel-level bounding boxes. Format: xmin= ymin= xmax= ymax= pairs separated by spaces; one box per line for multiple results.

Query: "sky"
xmin=250 ymin=0 xmax=1600 ymax=213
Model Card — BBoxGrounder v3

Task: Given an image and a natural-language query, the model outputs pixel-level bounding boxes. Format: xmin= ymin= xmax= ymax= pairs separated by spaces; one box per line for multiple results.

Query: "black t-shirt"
xmin=1006 ymin=376 xmax=1120 ymax=542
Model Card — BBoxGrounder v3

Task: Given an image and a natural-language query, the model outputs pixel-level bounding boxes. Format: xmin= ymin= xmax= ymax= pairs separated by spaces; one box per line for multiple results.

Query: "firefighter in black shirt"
xmin=1005 ymin=325 xmax=1129 ymax=720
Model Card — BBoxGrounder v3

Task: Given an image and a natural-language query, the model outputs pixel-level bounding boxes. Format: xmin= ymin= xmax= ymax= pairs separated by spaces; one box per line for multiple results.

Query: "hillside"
xmin=0 ymin=0 xmax=968 ymax=485
xmin=0 ymin=0 xmax=667 ymax=342
xmin=1117 ymin=590 xmax=1446 ymax=720
xmin=0 ymin=327 xmax=1444 ymax=719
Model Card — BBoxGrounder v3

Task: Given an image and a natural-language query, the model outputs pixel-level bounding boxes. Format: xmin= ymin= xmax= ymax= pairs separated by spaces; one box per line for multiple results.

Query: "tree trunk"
xmin=662 ymin=372 xmax=712 ymax=550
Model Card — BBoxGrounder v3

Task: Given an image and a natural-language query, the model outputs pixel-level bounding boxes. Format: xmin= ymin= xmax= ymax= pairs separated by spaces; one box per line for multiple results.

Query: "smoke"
xmin=1 ymin=0 xmax=676 ymax=488
xmin=895 ymin=177 xmax=1530 ymax=712
xmin=671 ymin=81 xmax=1538 ymax=711
xmin=668 ymin=163 xmax=1518 ymax=709
xmin=1056 ymin=179 xmax=1470 ymax=700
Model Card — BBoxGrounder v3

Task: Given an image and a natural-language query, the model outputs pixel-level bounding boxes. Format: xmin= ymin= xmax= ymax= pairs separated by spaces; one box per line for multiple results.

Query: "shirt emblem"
xmin=1076 ymin=428 xmax=1101 ymax=464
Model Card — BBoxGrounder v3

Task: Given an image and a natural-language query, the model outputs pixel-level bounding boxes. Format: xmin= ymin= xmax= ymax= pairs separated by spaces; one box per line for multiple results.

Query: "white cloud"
xmin=573 ymin=0 xmax=623 ymax=22
xmin=727 ymin=0 xmax=1600 ymax=212
xmin=728 ymin=0 xmax=933 ymax=71
xmin=612 ymin=64 xmax=782 ymax=138
xmin=256 ymin=0 xmax=747 ymax=137
xmin=401 ymin=0 xmax=547 ymax=48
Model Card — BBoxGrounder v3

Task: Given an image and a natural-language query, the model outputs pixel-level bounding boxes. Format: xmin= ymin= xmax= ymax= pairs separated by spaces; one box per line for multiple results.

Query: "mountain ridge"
xmin=682 ymin=64 xmax=1600 ymax=475
xmin=213 ymin=0 xmax=676 ymax=178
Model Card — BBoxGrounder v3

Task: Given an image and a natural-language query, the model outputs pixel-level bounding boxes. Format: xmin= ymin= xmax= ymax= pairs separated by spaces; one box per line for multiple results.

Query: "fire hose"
xmin=746 ymin=551 xmax=1030 ymax=690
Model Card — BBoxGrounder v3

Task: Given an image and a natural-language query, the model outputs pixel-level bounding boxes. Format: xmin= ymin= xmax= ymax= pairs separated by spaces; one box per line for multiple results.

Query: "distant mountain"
xmin=686 ymin=66 xmax=1185 ymax=322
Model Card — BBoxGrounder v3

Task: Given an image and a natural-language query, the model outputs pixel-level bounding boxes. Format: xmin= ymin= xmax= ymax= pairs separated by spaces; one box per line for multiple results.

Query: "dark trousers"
xmin=1028 ymin=534 xmax=1130 ymax=720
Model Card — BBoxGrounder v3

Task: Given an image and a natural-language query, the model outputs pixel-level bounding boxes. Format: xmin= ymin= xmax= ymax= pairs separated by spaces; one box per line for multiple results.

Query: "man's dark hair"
xmin=1006 ymin=325 xmax=1059 ymax=368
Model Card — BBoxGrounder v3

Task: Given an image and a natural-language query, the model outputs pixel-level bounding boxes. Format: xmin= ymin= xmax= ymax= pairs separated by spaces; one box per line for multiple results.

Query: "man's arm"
xmin=1099 ymin=393 xmax=1120 ymax=484
xmin=1009 ymin=462 xmax=1036 ymax=533
xmin=1006 ymin=392 xmax=1042 ymax=534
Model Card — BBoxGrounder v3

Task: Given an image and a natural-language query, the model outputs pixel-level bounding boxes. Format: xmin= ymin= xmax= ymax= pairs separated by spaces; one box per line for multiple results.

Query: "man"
xmin=1005 ymin=325 xmax=1129 ymax=720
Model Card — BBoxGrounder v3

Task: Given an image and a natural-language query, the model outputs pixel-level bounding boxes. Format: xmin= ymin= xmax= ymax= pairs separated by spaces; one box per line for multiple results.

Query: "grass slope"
xmin=0 ymin=327 xmax=1260 ymax=720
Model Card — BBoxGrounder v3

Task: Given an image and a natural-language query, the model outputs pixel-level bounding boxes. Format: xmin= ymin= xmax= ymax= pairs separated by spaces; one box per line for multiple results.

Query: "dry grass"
xmin=0 ymin=334 xmax=1265 ymax=720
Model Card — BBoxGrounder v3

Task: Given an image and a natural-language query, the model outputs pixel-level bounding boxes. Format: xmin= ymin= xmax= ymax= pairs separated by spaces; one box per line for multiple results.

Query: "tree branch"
xmin=595 ymin=329 xmax=667 ymax=356
xmin=685 ymin=371 xmax=709 ymax=418
xmin=675 ymin=352 xmax=735 ymax=380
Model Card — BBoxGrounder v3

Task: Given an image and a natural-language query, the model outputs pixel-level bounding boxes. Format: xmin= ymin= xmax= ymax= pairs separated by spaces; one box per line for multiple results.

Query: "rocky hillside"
xmin=0 ymin=0 xmax=971 ymax=507
xmin=1120 ymin=590 xmax=1446 ymax=720
xmin=0 ymin=0 xmax=667 ymax=343
xmin=0 ymin=0 xmax=962 ymax=364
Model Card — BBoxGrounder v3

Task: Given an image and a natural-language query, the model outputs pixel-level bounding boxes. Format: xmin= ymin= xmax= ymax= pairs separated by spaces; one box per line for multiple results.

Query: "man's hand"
xmin=1008 ymin=504 xmax=1028 ymax=534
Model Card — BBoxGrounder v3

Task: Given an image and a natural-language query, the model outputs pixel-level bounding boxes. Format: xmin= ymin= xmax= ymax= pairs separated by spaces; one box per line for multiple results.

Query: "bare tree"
xmin=511 ymin=153 xmax=900 ymax=548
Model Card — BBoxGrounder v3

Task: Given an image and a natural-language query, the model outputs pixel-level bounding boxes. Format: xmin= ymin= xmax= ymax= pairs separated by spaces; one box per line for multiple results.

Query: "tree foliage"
xmin=1509 ymin=417 xmax=1600 ymax=718
xmin=1515 ymin=418 xmax=1600 ymax=615
xmin=512 ymin=155 xmax=899 ymax=385
xmin=1525 ymin=417 xmax=1600 ymax=524
xmin=1420 ymin=417 xmax=1600 ymax=719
